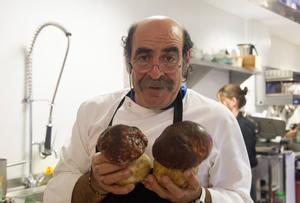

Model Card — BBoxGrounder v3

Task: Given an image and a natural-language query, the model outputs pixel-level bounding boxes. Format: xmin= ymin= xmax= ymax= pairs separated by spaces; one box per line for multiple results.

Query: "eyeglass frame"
xmin=129 ymin=61 xmax=182 ymax=74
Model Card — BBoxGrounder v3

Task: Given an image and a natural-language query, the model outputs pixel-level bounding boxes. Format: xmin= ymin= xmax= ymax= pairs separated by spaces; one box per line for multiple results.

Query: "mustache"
xmin=138 ymin=76 xmax=174 ymax=91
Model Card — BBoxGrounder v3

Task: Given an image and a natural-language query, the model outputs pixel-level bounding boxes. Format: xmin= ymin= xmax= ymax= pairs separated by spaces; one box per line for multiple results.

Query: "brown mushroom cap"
xmin=152 ymin=121 xmax=212 ymax=170
xmin=97 ymin=124 xmax=148 ymax=165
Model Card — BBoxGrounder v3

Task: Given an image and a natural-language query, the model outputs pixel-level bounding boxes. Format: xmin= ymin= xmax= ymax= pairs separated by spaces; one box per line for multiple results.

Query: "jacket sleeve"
xmin=205 ymin=115 xmax=253 ymax=203
xmin=44 ymin=103 xmax=91 ymax=203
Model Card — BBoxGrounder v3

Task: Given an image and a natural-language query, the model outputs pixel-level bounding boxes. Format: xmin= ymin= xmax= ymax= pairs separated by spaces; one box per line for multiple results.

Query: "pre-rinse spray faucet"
xmin=24 ymin=22 xmax=71 ymax=187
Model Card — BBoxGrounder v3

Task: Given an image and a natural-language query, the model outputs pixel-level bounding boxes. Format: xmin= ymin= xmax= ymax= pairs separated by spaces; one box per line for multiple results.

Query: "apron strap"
xmin=173 ymin=90 xmax=183 ymax=123
xmin=108 ymin=96 xmax=127 ymax=127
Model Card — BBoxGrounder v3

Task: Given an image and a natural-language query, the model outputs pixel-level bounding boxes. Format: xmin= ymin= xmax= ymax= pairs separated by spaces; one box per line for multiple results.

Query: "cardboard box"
xmin=242 ymin=55 xmax=256 ymax=70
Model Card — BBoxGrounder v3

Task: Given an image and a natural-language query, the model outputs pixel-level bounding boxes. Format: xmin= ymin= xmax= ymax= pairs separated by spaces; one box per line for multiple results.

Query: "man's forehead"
xmin=136 ymin=18 xmax=183 ymax=36
xmin=132 ymin=20 xmax=183 ymax=50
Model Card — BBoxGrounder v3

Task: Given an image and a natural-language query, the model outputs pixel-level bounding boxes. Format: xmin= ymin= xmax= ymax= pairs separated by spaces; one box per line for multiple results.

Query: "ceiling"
xmin=203 ymin=0 xmax=300 ymax=45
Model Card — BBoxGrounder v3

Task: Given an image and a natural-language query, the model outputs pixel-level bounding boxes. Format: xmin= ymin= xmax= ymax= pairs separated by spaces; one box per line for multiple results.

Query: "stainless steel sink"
xmin=6 ymin=185 xmax=45 ymax=203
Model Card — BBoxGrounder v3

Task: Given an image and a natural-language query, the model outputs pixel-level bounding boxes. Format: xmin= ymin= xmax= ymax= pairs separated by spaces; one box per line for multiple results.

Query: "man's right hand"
xmin=91 ymin=152 xmax=135 ymax=195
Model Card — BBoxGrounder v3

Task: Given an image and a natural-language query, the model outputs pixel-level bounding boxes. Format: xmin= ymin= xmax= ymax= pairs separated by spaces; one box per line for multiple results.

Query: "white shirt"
xmin=44 ymin=89 xmax=253 ymax=203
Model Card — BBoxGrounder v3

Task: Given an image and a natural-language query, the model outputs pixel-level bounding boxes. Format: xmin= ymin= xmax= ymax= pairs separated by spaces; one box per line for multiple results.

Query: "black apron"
xmin=101 ymin=90 xmax=183 ymax=203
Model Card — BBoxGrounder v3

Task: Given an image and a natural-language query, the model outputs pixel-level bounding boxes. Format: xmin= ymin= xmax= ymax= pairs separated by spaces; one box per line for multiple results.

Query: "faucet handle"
xmin=23 ymin=174 xmax=36 ymax=188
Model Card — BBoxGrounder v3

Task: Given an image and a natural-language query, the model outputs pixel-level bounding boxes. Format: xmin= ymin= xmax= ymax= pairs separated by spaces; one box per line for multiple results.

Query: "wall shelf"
xmin=256 ymin=67 xmax=300 ymax=105
xmin=190 ymin=58 xmax=259 ymax=84
xmin=265 ymin=94 xmax=300 ymax=105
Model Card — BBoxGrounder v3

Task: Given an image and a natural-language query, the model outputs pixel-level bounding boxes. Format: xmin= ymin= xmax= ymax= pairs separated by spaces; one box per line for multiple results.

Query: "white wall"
xmin=1 ymin=0 xmax=300 ymax=180
xmin=268 ymin=36 xmax=300 ymax=70
xmin=1 ymin=0 xmax=134 ymax=179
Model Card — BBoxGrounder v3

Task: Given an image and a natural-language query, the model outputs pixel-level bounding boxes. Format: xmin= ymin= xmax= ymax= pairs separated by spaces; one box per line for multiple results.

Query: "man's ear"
xmin=126 ymin=62 xmax=132 ymax=74
xmin=129 ymin=65 xmax=132 ymax=74
xmin=185 ymin=49 xmax=192 ymax=65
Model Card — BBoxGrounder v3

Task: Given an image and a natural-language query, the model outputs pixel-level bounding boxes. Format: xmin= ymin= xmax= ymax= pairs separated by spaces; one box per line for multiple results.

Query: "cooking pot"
xmin=237 ymin=43 xmax=258 ymax=56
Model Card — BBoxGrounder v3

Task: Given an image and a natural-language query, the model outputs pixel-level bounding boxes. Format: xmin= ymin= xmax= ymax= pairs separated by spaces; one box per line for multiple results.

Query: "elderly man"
xmin=44 ymin=16 xmax=253 ymax=203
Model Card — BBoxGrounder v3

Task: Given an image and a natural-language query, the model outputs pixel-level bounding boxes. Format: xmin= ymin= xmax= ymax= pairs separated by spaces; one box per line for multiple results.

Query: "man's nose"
xmin=148 ymin=64 xmax=164 ymax=79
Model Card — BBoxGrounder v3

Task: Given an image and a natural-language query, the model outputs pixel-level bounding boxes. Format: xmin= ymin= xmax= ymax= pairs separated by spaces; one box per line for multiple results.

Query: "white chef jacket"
xmin=44 ymin=88 xmax=253 ymax=203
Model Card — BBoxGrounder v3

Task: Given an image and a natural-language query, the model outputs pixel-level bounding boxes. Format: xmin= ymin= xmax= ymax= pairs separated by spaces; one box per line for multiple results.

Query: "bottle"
xmin=24 ymin=197 xmax=34 ymax=203
xmin=296 ymin=131 xmax=300 ymax=144
xmin=274 ymin=191 xmax=285 ymax=203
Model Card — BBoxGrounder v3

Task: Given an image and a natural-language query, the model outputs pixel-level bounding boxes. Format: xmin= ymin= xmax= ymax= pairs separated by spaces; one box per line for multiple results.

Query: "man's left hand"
xmin=143 ymin=169 xmax=202 ymax=203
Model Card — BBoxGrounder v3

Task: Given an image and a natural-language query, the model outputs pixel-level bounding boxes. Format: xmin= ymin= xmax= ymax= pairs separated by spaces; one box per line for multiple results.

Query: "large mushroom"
xmin=152 ymin=121 xmax=212 ymax=188
xmin=97 ymin=124 xmax=152 ymax=185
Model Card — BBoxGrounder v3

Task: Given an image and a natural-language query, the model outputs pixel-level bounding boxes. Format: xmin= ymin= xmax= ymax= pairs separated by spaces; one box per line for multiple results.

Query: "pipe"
xmin=6 ymin=161 xmax=27 ymax=168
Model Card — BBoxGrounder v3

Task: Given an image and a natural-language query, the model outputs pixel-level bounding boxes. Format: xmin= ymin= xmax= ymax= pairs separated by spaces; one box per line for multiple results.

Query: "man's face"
xmin=130 ymin=19 xmax=184 ymax=109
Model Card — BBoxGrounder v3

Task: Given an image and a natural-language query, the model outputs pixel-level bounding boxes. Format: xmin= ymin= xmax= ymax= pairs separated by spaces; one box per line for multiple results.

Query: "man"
xmin=44 ymin=16 xmax=253 ymax=203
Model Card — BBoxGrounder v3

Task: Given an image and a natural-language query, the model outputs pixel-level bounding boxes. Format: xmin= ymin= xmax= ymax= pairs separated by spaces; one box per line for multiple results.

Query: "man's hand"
xmin=91 ymin=152 xmax=135 ymax=195
xmin=143 ymin=169 xmax=202 ymax=203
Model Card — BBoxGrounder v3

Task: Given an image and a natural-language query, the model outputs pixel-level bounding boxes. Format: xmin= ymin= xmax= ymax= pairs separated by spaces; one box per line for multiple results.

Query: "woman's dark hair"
xmin=218 ymin=84 xmax=248 ymax=109
xmin=121 ymin=23 xmax=194 ymax=79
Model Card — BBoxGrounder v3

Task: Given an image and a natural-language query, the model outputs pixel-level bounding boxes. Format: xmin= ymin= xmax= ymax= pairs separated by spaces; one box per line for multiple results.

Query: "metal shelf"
xmin=190 ymin=58 xmax=259 ymax=84
xmin=256 ymin=67 xmax=300 ymax=105
xmin=266 ymin=79 xmax=297 ymax=82
xmin=265 ymin=94 xmax=300 ymax=105
xmin=265 ymin=68 xmax=300 ymax=82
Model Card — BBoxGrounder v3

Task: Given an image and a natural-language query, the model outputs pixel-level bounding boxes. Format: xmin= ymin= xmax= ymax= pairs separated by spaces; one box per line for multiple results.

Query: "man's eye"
xmin=161 ymin=55 xmax=177 ymax=63
xmin=136 ymin=55 xmax=149 ymax=63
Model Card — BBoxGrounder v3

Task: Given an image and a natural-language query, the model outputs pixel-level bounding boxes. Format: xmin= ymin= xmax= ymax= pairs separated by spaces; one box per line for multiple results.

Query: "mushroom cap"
xmin=97 ymin=124 xmax=148 ymax=165
xmin=152 ymin=121 xmax=212 ymax=170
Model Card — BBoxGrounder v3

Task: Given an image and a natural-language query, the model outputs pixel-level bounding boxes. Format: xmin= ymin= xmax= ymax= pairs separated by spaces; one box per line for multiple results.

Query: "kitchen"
xmin=0 ymin=0 xmax=300 ymax=202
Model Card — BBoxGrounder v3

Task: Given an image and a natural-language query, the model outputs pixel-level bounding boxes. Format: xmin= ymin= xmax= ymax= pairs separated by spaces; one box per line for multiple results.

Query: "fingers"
xmin=144 ymin=175 xmax=169 ymax=199
xmin=93 ymin=167 xmax=134 ymax=195
xmin=91 ymin=152 xmax=134 ymax=195
xmin=93 ymin=162 xmax=127 ymax=176
xmin=159 ymin=176 xmax=186 ymax=200
xmin=92 ymin=152 xmax=127 ymax=175
xmin=184 ymin=170 xmax=201 ymax=191
xmin=99 ymin=168 xmax=131 ymax=185
xmin=96 ymin=169 xmax=134 ymax=195
xmin=144 ymin=171 xmax=202 ymax=202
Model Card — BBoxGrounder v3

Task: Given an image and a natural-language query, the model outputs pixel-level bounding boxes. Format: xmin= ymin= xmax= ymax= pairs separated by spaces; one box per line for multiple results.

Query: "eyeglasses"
xmin=130 ymin=57 xmax=181 ymax=74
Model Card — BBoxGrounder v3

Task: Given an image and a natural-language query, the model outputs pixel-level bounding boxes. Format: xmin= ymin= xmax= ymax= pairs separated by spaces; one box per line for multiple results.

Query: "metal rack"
xmin=256 ymin=151 xmax=295 ymax=203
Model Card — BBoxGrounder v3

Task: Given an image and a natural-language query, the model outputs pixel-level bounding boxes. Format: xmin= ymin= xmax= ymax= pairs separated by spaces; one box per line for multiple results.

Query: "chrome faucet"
xmin=24 ymin=22 xmax=71 ymax=187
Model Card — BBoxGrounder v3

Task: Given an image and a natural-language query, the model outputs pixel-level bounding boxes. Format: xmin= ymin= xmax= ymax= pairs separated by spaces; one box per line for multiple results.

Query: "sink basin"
xmin=6 ymin=185 xmax=45 ymax=203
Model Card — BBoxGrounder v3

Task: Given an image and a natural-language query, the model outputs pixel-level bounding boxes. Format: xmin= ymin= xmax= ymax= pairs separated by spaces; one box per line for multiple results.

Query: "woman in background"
xmin=218 ymin=84 xmax=258 ymax=202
